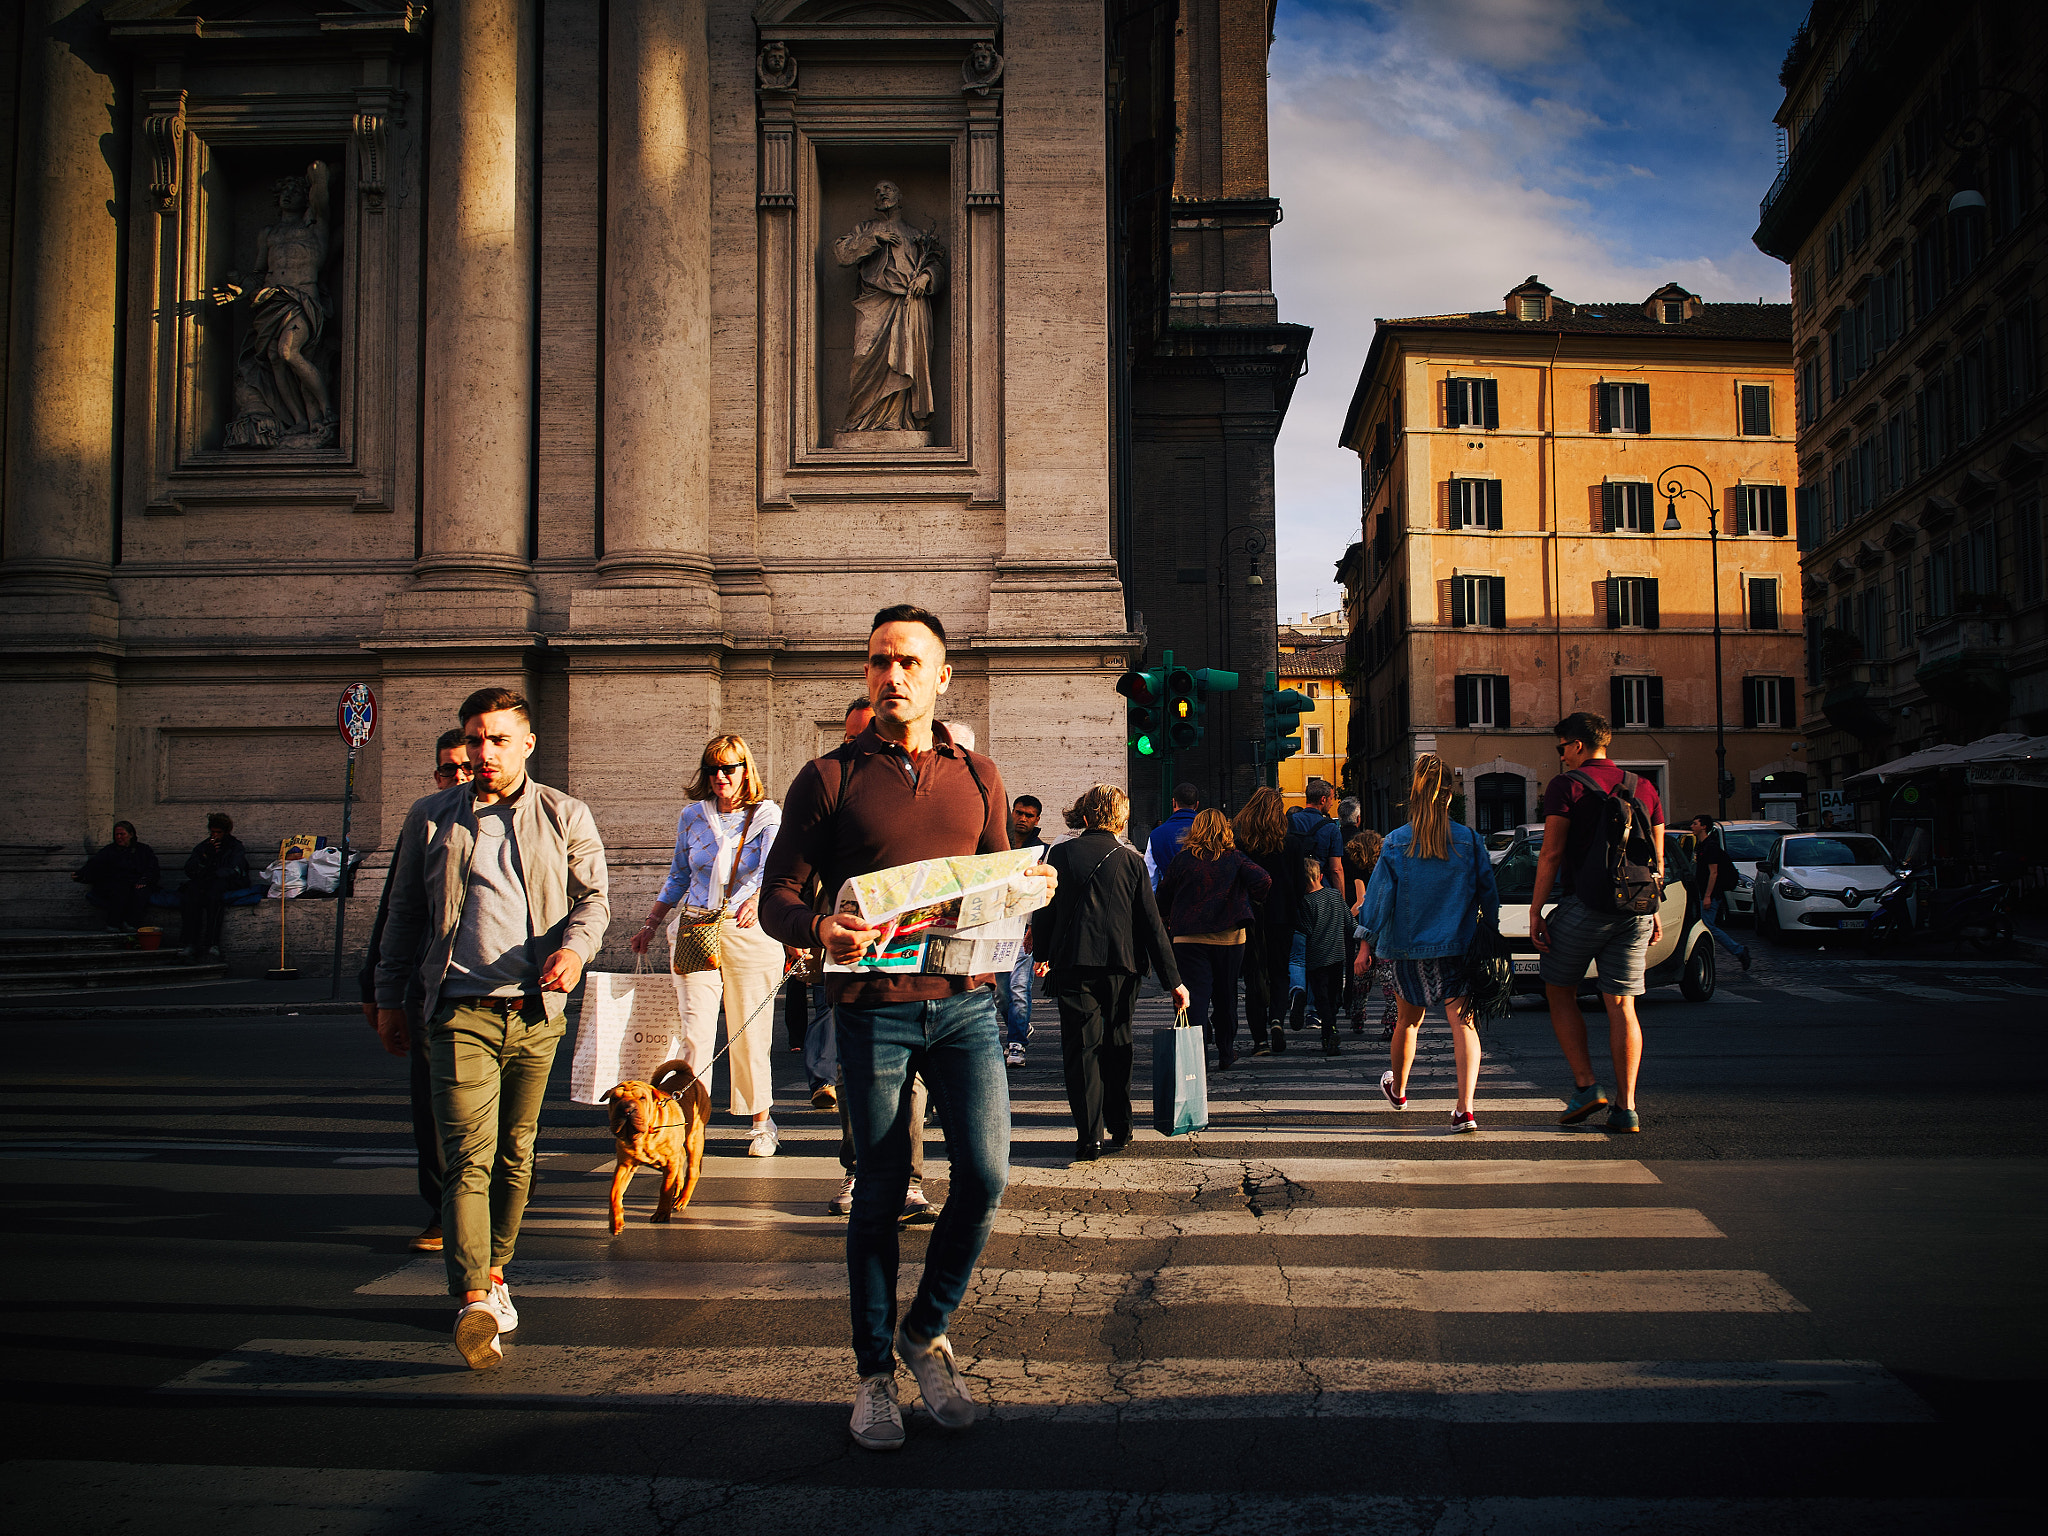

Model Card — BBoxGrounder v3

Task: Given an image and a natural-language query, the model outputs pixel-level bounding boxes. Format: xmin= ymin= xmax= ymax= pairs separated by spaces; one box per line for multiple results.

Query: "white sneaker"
xmin=900 ymin=1183 xmax=937 ymax=1225
xmin=897 ymin=1328 xmax=977 ymax=1429
xmin=828 ymin=1175 xmax=856 ymax=1216
xmin=849 ymin=1373 xmax=905 ymax=1451
xmin=1004 ymin=1042 xmax=1025 ymax=1068
xmin=489 ymin=1278 xmax=519 ymax=1333
xmin=454 ymin=1300 xmax=502 ymax=1370
xmin=747 ymin=1118 xmax=779 ymax=1157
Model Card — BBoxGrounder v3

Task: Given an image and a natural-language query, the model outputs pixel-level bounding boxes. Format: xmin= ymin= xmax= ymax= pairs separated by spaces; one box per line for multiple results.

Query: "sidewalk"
xmin=0 ymin=974 xmax=364 ymax=1022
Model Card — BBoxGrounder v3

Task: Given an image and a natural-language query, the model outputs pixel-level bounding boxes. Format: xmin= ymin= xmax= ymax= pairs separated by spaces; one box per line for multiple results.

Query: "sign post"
xmin=331 ymin=684 xmax=378 ymax=998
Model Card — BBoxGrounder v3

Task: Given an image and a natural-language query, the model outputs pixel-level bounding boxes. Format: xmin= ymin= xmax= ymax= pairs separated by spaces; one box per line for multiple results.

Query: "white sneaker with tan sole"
xmin=454 ymin=1301 xmax=502 ymax=1370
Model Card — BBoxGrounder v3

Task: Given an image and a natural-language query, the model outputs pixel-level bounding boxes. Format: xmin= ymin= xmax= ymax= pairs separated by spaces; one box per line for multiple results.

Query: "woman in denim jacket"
xmin=1354 ymin=754 xmax=1501 ymax=1132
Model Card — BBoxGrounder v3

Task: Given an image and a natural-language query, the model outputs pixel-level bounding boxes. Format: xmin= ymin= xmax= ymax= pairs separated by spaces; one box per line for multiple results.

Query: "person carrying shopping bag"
xmin=1354 ymin=754 xmax=1501 ymax=1133
xmin=629 ymin=734 xmax=786 ymax=1157
xmin=1156 ymin=808 xmax=1269 ymax=1073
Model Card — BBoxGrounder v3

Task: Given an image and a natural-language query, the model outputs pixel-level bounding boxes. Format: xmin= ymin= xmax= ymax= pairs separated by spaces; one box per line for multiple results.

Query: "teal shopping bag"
xmin=1150 ymin=1008 xmax=1208 ymax=1136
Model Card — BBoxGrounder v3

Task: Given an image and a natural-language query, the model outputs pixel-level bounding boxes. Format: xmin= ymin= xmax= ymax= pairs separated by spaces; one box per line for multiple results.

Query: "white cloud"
xmin=1266 ymin=5 xmax=1792 ymax=618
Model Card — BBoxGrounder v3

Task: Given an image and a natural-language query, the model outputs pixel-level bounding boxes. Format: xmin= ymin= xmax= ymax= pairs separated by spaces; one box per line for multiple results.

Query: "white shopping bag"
xmin=262 ymin=858 xmax=309 ymax=900
xmin=568 ymin=965 xmax=687 ymax=1106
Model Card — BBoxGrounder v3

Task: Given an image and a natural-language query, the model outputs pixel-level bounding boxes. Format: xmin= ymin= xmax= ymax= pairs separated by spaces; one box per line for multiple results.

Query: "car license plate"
xmin=1841 ymin=919 xmax=1866 ymax=929
xmin=1512 ymin=958 xmax=1540 ymax=974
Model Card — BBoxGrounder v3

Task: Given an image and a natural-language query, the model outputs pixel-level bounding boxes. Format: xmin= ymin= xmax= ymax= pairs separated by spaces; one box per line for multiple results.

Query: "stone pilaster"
xmin=0 ymin=2 xmax=124 ymax=851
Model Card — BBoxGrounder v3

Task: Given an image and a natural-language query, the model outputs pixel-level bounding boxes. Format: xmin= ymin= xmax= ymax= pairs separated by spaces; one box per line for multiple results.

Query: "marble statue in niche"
xmin=757 ymin=41 xmax=797 ymax=90
xmin=962 ymin=41 xmax=1003 ymax=94
xmin=212 ymin=161 xmax=337 ymax=450
xmin=831 ymin=180 xmax=946 ymax=447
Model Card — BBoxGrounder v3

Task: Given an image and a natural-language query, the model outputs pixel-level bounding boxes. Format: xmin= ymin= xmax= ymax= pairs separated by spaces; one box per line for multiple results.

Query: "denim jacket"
xmin=1356 ymin=821 xmax=1499 ymax=960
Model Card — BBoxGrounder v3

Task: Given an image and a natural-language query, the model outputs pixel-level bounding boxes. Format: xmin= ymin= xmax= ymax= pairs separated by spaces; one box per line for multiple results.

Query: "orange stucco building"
xmin=1336 ymin=277 xmax=1807 ymax=834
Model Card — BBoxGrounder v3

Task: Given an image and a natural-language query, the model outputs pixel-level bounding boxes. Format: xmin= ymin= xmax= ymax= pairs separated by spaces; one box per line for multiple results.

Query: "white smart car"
xmin=1752 ymin=832 xmax=1912 ymax=942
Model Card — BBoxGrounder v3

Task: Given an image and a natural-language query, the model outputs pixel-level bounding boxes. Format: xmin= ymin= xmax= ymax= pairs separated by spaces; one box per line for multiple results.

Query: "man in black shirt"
xmin=1689 ymin=815 xmax=1752 ymax=973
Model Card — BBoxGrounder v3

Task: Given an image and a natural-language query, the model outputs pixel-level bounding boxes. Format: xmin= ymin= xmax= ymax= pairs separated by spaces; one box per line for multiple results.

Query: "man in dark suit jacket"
xmin=1036 ymin=786 xmax=1189 ymax=1161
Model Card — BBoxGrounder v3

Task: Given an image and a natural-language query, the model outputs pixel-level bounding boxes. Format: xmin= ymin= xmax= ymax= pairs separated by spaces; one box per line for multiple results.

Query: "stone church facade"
xmin=0 ymin=0 xmax=1242 ymax=955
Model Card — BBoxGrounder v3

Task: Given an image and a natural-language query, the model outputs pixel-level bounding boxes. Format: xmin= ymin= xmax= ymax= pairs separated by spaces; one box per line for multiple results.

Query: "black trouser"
xmin=89 ymin=885 xmax=151 ymax=928
xmin=1245 ymin=918 xmax=1291 ymax=1032
xmin=1052 ymin=967 xmax=1137 ymax=1147
xmin=1174 ymin=942 xmax=1244 ymax=1069
xmin=1306 ymin=962 xmax=1344 ymax=1037
xmin=408 ymin=1013 xmax=444 ymax=1220
xmin=178 ymin=882 xmax=230 ymax=952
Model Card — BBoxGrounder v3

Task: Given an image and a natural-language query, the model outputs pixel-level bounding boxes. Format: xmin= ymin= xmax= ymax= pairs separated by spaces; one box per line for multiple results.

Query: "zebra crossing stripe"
xmin=355 ymin=1259 xmax=1804 ymax=1312
xmin=156 ymin=1343 xmax=1926 ymax=1423
xmin=512 ymin=1202 xmax=1718 ymax=1239
xmin=632 ymin=1155 xmax=1661 ymax=1188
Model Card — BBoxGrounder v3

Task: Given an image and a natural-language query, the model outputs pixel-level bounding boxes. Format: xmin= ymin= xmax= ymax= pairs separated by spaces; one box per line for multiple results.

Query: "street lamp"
xmin=1659 ymin=464 xmax=1729 ymax=819
xmin=1217 ymin=527 xmax=1269 ymax=807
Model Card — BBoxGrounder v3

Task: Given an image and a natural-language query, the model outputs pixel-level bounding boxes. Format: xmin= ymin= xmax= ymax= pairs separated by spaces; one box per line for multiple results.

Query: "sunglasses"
xmin=434 ymin=766 xmax=464 ymax=779
xmin=708 ymin=762 xmax=745 ymax=778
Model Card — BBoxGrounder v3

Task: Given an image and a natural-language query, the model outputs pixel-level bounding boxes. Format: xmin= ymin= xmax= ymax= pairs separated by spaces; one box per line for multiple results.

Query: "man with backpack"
xmin=1528 ymin=712 xmax=1664 ymax=1134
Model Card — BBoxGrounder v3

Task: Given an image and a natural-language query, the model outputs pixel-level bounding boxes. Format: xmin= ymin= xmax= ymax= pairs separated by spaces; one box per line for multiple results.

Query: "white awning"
xmin=1846 ymin=733 xmax=2037 ymax=789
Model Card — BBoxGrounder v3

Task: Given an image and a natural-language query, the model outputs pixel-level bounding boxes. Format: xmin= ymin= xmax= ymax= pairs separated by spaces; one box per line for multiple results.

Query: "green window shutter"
xmin=1486 ymin=480 xmax=1503 ymax=530
xmin=1482 ymin=379 xmax=1500 ymax=429
xmin=1452 ymin=577 xmax=1469 ymax=627
xmin=1606 ymin=576 xmax=1622 ymax=628
xmin=1597 ymin=384 xmax=1612 ymax=433
xmin=1488 ymin=575 xmax=1506 ymax=627
xmin=1644 ymin=578 xmax=1661 ymax=629
xmin=1497 ymin=674 xmax=1511 ymax=726
xmin=1636 ymin=384 xmax=1652 ymax=435
xmin=1647 ymin=676 xmax=1665 ymax=728
xmin=1610 ymin=675 xmax=1625 ymax=722
xmin=1454 ymin=677 xmax=1472 ymax=727
xmin=1742 ymin=679 xmax=1758 ymax=728
xmin=1770 ymin=485 xmax=1789 ymax=537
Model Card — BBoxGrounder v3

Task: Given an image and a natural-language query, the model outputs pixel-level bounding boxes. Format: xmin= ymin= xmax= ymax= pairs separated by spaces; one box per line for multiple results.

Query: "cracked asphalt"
xmin=2 ymin=940 xmax=2043 ymax=1533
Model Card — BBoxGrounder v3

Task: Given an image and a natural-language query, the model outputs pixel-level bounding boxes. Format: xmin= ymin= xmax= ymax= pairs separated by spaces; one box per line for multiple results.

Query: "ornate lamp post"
xmin=1660 ymin=464 xmax=1729 ymax=819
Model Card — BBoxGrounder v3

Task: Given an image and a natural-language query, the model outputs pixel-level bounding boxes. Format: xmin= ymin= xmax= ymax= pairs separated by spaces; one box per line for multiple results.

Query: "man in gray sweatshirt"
xmin=374 ymin=686 xmax=610 ymax=1369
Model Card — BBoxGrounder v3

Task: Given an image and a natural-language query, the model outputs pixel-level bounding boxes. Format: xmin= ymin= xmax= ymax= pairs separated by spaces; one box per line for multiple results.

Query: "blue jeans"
xmin=837 ymin=984 xmax=1010 ymax=1376
xmin=998 ymin=945 xmax=1034 ymax=1047
xmin=1701 ymin=896 xmax=1748 ymax=960
xmin=1288 ymin=931 xmax=1315 ymax=1021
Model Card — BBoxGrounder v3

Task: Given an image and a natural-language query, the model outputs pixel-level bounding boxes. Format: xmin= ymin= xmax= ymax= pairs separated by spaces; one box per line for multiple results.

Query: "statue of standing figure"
xmin=212 ymin=161 xmax=336 ymax=450
xmin=832 ymin=180 xmax=946 ymax=440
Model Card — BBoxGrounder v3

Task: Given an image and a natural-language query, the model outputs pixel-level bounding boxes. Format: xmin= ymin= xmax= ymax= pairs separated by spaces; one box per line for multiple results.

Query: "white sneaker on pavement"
xmin=897 ymin=1327 xmax=977 ymax=1429
xmin=828 ymin=1175 xmax=856 ymax=1216
xmin=850 ymin=1373 xmax=905 ymax=1451
xmin=454 ymin=1300 xmax=502 ymax=1370
xmin=747 ymin=1117 xmax=779 ymax=1157
xmin=489 ymin=1278 xmax=519 ymax=1332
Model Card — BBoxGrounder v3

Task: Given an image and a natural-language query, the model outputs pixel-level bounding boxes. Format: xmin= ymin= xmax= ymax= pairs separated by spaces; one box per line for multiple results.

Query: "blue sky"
xmin=1267 ymin=0 xmax=1808 ymax=619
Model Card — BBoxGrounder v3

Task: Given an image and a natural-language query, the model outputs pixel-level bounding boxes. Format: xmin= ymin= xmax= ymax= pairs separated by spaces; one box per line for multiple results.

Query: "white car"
xmin=1492 ymin=829 xmax=1717 ymax=1002
xmin=1485 ymin=829 xmax=1517 ymax=865
xmin=1752 ymin=833 xmax=1913 ymax=942
xmin=1708 ymin=820 xmax=1797 ymax=920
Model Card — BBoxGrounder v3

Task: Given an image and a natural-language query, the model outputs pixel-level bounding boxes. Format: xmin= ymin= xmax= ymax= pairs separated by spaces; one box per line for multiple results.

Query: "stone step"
xmin=2 ymin=961 xmax=229 ymax=994
xmin=0 ymin=929 xmax=137 ymax=957
xmin=0 ymin=945 xmax=181 ymax=974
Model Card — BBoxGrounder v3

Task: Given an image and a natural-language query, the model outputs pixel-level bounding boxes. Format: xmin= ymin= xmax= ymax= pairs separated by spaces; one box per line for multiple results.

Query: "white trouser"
xmin=672 ymin=914 xmax=783 ymax=1116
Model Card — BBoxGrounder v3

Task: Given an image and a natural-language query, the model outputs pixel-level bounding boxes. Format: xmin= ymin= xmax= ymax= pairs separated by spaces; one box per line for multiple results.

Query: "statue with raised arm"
xmin=214 ymin=161 xmax=336 ymax=450
xmin=831 ymin=180 xmax=946 ymax=440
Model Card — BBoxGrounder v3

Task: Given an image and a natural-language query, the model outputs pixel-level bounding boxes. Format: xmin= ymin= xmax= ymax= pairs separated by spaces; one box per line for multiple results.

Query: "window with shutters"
xmin=1612 ymin=675 xmax=1663 ymax=729
xmin=1857 ymin=587 xmax=1883 ymax=659
xmin=1962 ymin=522 xmax=1997 ymax=601
xmin=1799 ymin=261 xmax=1817 ymax=314
xmin=1800 ymin=355 xmax=1822 ymax=426
xmin=1918 ymin=377 xmax=1950 ymax=467
xmin=1883 ymin=410 xmax=1908 ymax=494
xmin=1304 ymin=726 xmax=1324 ymax=756
xmin=1796 ymin=484 xmax=1821 ymax=549
xmin=1855 ymin=436 xmax=1878 ymax=514
xmin=1607 ymin=576 xmax=1657 ymax=629
xmin=1826 ymin=218 xmax=1846 ymax=277
xmin=1739 ymin=384 xmax=1772 ymax=436
xmin=1517 ymin=295 xmax=1545 ymax=321
xmin=1958 ymin=343 xmax=1988 ymax=442
xmin=1603 ymin=480 xmax=1655 ymax=534
xmin=1451 ymin=574 xmax=1506 ymax=628
xmin=1829 ymin=461 xmax=1849 ymax=531
xmin=1880 ymin=144 xmax=1902 ymax=208
xmin=1999 ymin=304 xmax=2037 ymax=408
xmin=1912 ymin=223 xmax=1945 ymax=319
xmin=1805 ymin=615 xmax=1823 ymax=684
xmin=1454 ymin=674 xmax=1510 ymax=729
xmin=1895 ymin=562 xmax=1915 ymax=647
xmin=1661 ymin=300 xmax=1685 ymax=324
xmin=1444 ymin=377 xmax=1499 ymax=429
xmin=1952 ymin=204 xmax=1987 ymax=279
xmin=1845 ymin=189 xmax=1869 ymax=252
xmin=1598 ymin=382 xmax=1650 ymax=434
xmin=1748 ymin=577 xmax=1781 ymax=630
xmin=1745 ymin=677 xmax=1792 ymax=729
xmin=1304 ymin=682 xmax=1319 ymax=699
xmin=1926 ymin=544 xmax=1954 ymax=619
xmin=2018 ymin=498 xmax=2043 ymax=606
xmin=1449 ymin=478 xmax=1504 ymax=529
xmin=1991 ymin=136 xmax=2032 ymax=237
xmin=1736 ymin=484 xmax=1788 ymax=536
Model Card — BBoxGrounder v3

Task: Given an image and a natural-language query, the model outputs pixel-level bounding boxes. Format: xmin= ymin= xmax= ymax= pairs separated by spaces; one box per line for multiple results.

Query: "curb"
xmin=0 ymin=1002 xmax=363 ymax=1023
xmin=2015 ymin=935 xmax=2048 ymax=967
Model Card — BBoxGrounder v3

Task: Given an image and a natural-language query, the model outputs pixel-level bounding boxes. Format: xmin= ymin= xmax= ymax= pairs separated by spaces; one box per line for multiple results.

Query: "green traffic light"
xmin=1134 ymin=734 xmax=1157 ymax=756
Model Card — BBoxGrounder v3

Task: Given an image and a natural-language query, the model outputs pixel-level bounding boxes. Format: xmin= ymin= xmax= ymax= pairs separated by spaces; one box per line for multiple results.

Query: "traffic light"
xmin=1262 ymin=670 xmax=1315 ymax=774
xmin=1116 ymin=666 xmax=1165 ymax=756
xmin=1164 ymin=665 xmax=1198 ymax=749
xmin=1191 ymin=667 xmax=1239 ymax=748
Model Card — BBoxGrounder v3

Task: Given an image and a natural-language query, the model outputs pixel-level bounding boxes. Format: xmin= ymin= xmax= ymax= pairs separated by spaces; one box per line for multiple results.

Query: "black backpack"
xmin=1565 ymin=769 xmax=1662 ymax=916
xmin=1282 ymin=811 xmax=1327 ymax=902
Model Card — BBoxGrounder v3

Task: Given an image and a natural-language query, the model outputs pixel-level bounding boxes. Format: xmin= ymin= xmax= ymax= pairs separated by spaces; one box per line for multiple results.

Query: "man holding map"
xmin=762 ymin=604 xmax=1054 ymax=1453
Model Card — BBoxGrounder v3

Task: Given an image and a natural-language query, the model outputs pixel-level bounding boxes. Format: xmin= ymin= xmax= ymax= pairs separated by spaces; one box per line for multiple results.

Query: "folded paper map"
xmin=826 ymin=847 xmax=1049 ymax=975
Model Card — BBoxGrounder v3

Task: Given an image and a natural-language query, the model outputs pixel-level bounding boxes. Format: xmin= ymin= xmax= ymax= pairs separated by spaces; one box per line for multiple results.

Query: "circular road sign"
xmin=338 ymin=683 xmax=378 ymax=748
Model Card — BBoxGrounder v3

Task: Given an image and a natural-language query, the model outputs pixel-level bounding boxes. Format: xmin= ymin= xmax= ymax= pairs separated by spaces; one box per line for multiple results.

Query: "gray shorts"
xmin=1538 ymin=895 xmax=1653 ymax=997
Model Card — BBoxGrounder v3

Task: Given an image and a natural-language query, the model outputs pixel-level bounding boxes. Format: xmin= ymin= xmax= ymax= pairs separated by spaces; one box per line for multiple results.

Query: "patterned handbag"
xmin=669 ymin=804 xmax=756 ymax=976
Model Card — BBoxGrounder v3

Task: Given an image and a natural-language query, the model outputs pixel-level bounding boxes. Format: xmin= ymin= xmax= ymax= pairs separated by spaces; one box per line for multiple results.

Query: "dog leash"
xmin=635 ymin=942 xmax=797 ymax=1092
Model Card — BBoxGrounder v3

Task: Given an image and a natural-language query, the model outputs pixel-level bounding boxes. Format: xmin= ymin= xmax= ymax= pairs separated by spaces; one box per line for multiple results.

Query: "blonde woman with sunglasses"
xmin=630 ymin=734 xmax=786 ymax=1155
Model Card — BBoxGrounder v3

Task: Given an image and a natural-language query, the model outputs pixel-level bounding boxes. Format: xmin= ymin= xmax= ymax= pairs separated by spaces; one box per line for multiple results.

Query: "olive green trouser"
xmin=429 ymin=996 xmax=564 ymax=1297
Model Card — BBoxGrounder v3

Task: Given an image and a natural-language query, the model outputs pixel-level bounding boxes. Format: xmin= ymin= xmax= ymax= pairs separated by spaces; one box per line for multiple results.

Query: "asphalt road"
xmin=3 ymin=937 xmax=2044 ymax=1533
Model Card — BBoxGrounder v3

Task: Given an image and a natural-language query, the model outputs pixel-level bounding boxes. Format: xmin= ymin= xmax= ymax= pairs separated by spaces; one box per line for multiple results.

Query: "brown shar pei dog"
xmin=599 ymin=1058 xmax=708 ymax=1236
